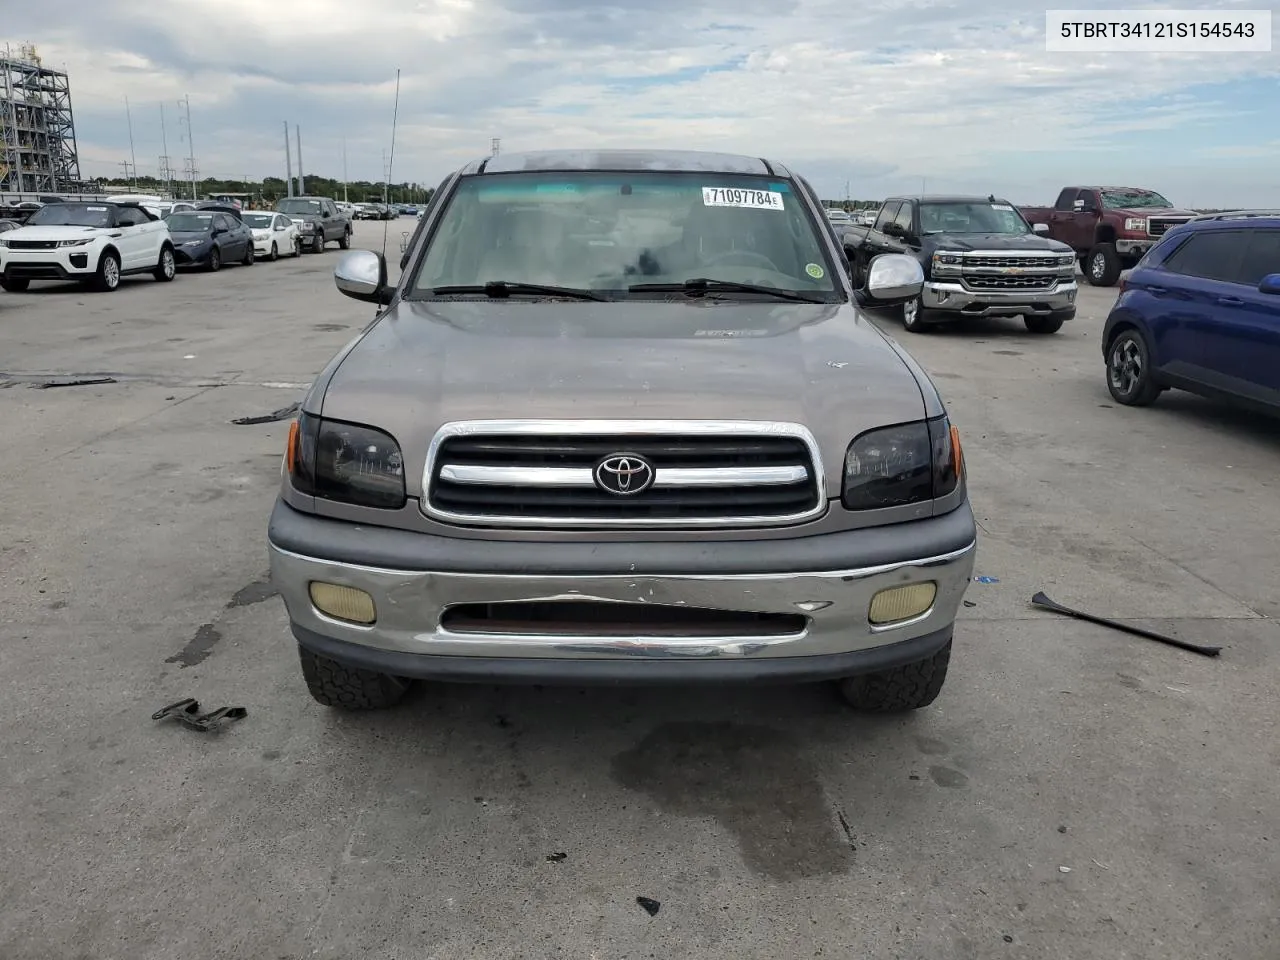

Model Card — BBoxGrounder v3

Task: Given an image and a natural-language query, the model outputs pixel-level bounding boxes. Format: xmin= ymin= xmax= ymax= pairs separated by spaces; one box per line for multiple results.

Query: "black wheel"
xmin=0 ymin=278 xmax=30 ymax=292
xmin=94 ymin=250 xmax=121 ymax=291
xmin=339 ymin=229 xmax=351 ymax=250
xmin=294 ymin=237 xmax=303 ymax=257
xmin=242 ymin=244 xmax=255 ymax=266
xmin=1085 ymin=243 xmax=1122 ymax=287
xmin=901 ymin=295 xmax=932 ymax=333
xmin=298 ymin=645 xmax=409 ymax=710
xmin=1024 ymin=309 xmax=1072 ymax=334
xmin=269 ymin=242 xmax=279 ymax=262
xmin=207 ymin=246 xmax=222 ymax=272
xmin=1106 ymin=327 xmax=1162 ymax=406
xmin=154 ymin=245 xmax=176 ymax=282
xmin=837 ymin=640 xmax=951 ymax=712
xmin=311 ymin=232 xmax=325 ymax=253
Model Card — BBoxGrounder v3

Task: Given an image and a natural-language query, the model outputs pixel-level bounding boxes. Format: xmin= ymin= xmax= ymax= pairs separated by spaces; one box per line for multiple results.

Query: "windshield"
xmin=242 ymin=213 xmax=274 ymax=228
xmin=167 ymin=213 xmax=214 ymax=232
xmin=411 ymin=171 xmax=840 ymax=298
xmin=277 ymin=199 xmax=322 ymax=215
xmin=919 ymin=201 xmax=1031 ymax=235
xmin=1101 ymin=188 xmax=1173 ymax=209
xmin=27 ymin=204 xmax=112 ymax=228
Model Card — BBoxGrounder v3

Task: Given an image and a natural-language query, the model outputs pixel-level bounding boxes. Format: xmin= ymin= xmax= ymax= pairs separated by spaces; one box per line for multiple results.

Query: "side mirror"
xmin=212 ymin=227 xmax=226 ymax=236
xmin=335 ymin=249 xmax=390 ymax=304
xmin=1032 ymin=223 xmax=1050 ymax=235
xmin=863 ymin=253 xmax=924 ymax=304
xmin=1072 ymin=200 xmax=1085 ymax=212
xmin=881 ymin=221 xmax=903 ymax=238
xmin=1259 ymin=273 xmax=1280 ymax=296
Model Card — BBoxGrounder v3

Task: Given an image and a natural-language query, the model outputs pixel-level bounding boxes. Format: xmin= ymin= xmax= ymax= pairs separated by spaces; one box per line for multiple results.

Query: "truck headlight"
xmin=299 ymin=221 xmax=316 ymax=232
xmin=287 ymin=413 xmax=406 ymax=509
xmin=842 ymin=417 xmax=961 ymax=510
xmin=931 ymin=252 xmax=962 ymax=274
xmin=1124 ymin=218 xmax=1146 ymax=232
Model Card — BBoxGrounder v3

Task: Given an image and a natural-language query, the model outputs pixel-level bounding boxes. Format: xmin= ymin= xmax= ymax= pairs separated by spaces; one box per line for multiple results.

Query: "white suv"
xmin=0 ymin=201 xmax=177 ymax=292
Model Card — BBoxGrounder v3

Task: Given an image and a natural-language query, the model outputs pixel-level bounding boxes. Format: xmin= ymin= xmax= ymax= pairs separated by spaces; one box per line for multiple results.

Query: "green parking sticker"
xmin=805 ymin=263 xmax=825 ymax=279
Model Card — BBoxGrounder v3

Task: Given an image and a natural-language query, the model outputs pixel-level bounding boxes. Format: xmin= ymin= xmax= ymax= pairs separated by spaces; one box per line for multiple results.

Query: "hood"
xmin=170 ymin=230 xmax=212 ymax=243
xmin=277 ymin=210 xmax=321 ymax=222
xmin=1113 ymin=205 xmax=1197 ymax=218
xmin=930 ymin=232 xmax=1073 ymax=254
xmin=318 ymin=299 xmax=929 ymax=497
xmin=3 ymin=224 xmax=107 ymax=241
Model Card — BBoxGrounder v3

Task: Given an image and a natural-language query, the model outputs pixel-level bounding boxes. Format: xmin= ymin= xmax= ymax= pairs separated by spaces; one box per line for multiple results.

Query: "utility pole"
xmin=159 ymin=102 xmax=174 ymax=197
xmin=295 ymin=124 xmax=303 ymax=195
xmin=118 ymin=160 xmax=135 ymax=187
xmin=382 ymin=149 xmax=388 ymax=204
xmin=283 ymin=121 xmax=293 ymax=198
xmin=342 ymin=137 xmax=349 ymax=203
xmin=179 ymin=95 xmax=197 ymax=200
xmin=124 ymin=97 xmax=139 ymax=191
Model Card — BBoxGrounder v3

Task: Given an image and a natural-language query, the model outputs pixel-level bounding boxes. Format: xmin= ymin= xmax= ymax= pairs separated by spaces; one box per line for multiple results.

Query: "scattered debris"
xmin=1003 ymin=935 xmax=1014 ymax=943
xmin=908 ymin=774 xmax=920 ymax=780
xmin=152 ymin=698 xmax=247 ymax=733
xmin=963 ymin=600 xmax=977 ymax=607
xmin=1058 ymin=865 xmax=1072 ymax=873
xmin=974 ymin=575 xmax=999 ymax=584
xmin=546 ymin=852 xmax=567 ymax=863
xmin=834 ymin=806 xmax=857 ymax=851
xmin=1030 ymin=591 xmax=1222 ymax=657
xmin=1058 ymin=825 xmax=1067 ymax=834
xmin=230 ymin=401 xmax=300 ymax=425
xmin=183 ymin=354 xmax=196 ymax=359
xmin=636 ymin=896 xmax=661 ymax=917
xmin=37 ymin=376 xmax=116 ymax=389
xmin=1092 ymin=858 xmax=1110 ymax=870
xmin=827 ymin=361 xmax=849 ymax=368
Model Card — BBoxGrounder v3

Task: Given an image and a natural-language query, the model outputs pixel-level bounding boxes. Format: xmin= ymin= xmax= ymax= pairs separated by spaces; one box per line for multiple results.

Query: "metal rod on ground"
xmin=283 ymin=121 xmax=293 ymax=198
xmin=1030 ymin=592 xmax=1222 ymax=657
xmin=295 ymin=124 xmax=303 ymax=196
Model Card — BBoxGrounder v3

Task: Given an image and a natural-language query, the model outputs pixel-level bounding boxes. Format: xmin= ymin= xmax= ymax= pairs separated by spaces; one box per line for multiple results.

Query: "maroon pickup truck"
xmin=1019 ymin=187 xmax=1197 ymax=287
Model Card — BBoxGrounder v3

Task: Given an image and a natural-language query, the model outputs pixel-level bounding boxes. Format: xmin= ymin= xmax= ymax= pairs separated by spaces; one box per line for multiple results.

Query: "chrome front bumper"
xmin=269 ymin=537 xmax=976 ymax=668
xmin=922 ymin=279 xmax=1077 ymax=316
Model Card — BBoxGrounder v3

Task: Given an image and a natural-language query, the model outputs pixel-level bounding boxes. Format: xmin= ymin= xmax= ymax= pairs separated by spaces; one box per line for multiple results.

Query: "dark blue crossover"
xmin=1102 ymin=211 xmax=1280 ymax=413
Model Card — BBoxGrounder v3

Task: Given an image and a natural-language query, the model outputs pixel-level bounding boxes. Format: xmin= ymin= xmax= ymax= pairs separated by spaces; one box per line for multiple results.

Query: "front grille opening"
xmin=440 ymin=600 xmax=808 ymax=638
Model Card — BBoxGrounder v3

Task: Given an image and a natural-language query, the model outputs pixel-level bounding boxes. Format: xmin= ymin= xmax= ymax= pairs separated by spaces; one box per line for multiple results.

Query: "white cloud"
xmin=6 ymin=0 xmax=1279 ymax=204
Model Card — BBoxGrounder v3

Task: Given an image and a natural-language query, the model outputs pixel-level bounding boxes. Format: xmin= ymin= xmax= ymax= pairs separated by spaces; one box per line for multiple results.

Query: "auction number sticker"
xmin=991 ymin=203 xmax=1013 ymax=211
xmin=702 ymin=186 xmax=785 ymax=211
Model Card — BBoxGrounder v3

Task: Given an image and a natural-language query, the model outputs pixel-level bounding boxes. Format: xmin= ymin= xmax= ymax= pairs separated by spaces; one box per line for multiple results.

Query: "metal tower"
xmin=1 ymin=43 xmax=85 ymax=194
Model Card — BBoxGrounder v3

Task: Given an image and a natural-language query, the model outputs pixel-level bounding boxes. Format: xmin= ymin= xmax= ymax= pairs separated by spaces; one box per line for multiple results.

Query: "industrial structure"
xmin=1 ymin=43 xmax=86 ymax=194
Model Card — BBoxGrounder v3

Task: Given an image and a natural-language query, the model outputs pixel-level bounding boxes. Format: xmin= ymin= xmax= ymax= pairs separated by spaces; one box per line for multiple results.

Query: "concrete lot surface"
xmin=1 ymin=221 xmax=1277 ymax=959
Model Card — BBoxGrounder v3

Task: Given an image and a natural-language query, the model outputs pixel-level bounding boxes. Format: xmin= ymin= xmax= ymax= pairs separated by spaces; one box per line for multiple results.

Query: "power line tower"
xmin=182 ymin=156 xmax=199 ymax=200
xmin=158 ymin=154 xmax=175 ymax=195
xmin=490 ymin=137 xmax=500 ymax=157
xmin=118 ymin=160 xmax=136 ymax=187
xmin=177 ymin=95 xmax=197 ymax=200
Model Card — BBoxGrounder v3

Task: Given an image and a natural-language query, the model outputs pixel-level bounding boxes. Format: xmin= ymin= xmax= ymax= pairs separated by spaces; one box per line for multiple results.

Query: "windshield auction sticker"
xmin=702 ymin=187 xmax=785 ymax=210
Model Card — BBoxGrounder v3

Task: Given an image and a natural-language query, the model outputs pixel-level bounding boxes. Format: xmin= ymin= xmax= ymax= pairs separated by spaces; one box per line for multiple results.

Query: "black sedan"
xmin=167 ymin=210 xmax=255 ymax=271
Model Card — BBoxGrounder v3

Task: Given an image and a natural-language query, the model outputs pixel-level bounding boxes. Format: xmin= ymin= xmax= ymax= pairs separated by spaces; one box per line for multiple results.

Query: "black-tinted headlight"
xmin=842 ymin=416 xmax=961 ymax=510
xmin=288 ymin=412 xmax=406 ymax=509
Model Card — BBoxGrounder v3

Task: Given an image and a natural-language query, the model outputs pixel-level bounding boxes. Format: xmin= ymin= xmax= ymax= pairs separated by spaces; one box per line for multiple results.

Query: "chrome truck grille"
xmin=1147 ymin=217 xmax=1192 ymax=238
xmin=422 ymin=420 xmax=826 ymax=528
xmin=963 ymin=274 xmax=1059 ymax=290
xmin=957 ymin=250 xmax=1067 ymax=290
xmin=962 ymin=254 xmax=1057 ymax=269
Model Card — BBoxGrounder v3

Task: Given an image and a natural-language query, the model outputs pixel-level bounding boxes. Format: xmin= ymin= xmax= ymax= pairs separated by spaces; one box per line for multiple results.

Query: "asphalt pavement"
xmin=1 ymin=221 xmax=1277 ymax=959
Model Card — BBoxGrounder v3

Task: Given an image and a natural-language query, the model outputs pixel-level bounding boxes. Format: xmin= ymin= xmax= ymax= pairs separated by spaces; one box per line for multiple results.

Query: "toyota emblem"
xmin=594 ymin=454 xmax=655 ymax=496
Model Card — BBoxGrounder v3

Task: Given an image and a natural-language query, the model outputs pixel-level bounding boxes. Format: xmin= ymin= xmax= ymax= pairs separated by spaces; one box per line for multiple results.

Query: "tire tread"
xmin=298 ymin=645 xmax=408 ymax=710
xmin=838 ymin=641 xmax=951 ymax=712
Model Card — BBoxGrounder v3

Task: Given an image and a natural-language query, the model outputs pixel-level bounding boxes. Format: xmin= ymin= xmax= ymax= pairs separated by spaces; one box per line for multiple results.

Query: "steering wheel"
xmin=701 ymin=249 xmax=780 ymax=272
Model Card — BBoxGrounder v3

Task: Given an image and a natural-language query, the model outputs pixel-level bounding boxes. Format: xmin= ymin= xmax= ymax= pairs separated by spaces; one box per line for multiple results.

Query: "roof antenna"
xmin=380 ymin=67 xmax=402 ymax=270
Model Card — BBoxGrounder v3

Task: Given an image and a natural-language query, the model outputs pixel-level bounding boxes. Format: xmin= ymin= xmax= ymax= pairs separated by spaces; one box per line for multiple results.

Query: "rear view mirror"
xmin=1032 ymin=223 xmax=1049 ymax=235
xmin=1260 ymin=273 xmax=1280 ymax=296
xmin=335 ymin=249 xmax=390 ymax=304
xmin=882 ymin=222 xmax=904 ymax=238
xmin=863 ymin=253 xmax=923 ymax=304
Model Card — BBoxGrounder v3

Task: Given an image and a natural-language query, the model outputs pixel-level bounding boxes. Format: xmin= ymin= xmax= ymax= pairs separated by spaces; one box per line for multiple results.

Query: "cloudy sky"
xmin=6 ymin=0 xmax=1278 ymax=205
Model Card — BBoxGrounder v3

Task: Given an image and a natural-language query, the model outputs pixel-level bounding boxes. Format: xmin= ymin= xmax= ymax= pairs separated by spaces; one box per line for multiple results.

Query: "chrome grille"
xmin=1147 ymin=217 xmax=1191 ymax=238
xmin=962 ymin=275 xmax=1059 ymax=290
xmin=423 ymin=420 xmax=826 ymax=528
xmin=961 ymin=254 xmax=1060 ymax=269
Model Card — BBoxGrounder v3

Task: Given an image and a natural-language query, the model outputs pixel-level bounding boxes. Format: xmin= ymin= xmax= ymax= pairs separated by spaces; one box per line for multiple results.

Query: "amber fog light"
xmin=868 ymin=582 xmax=937 ymax=625
xmin=309 ymin=582 xmax=376 ymax=624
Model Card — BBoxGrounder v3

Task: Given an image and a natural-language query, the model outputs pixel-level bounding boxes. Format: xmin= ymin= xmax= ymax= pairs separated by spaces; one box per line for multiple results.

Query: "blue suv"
xmin=1102 ymin=212 xmax=1280 ymax=411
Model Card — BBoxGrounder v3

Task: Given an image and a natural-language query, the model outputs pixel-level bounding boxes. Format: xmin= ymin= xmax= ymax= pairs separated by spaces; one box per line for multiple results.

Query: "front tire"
xmin=1106 ymin=327 xmax=1162 ymax=406
xmin=242 ymin=244 xmax=255 ymax=266
xmin=207 ymin=246 xmax=222 ymax=272
xmin=311 ymin=232 xmax=325 ymax=253
xmin=837 ymin=641 xmax=951 ymax=712
xmin=154 ymin=245 xmax=176 ymax=282
xmin=1024 ymin=309 xmax=1072 ymax=334
xmin=298 ymin=646 xmax=409 ymax=710
xmin=1085 ymin=243 xmax=1122 ymax=287
xmin=269 ymin=242 xmax=279 ymax=262
xmin=0 ymin=278 xmax=31 ymax=292
xmin=94 ymin=250 xmax=121 ymax=292
xmin=901 ymin=295 xmax=932 ymax=333
xmin=339 ymin=229 xmax=351 ymax=250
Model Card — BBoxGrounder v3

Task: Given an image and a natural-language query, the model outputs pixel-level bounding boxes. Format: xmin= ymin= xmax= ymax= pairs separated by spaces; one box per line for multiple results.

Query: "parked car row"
xmin=0 ymin=198 xmax=328 ymax=292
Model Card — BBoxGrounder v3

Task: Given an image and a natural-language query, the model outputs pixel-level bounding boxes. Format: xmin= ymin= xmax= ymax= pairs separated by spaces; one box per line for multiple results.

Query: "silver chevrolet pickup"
xmin=267 ymin=148 xmax=977 ymax=713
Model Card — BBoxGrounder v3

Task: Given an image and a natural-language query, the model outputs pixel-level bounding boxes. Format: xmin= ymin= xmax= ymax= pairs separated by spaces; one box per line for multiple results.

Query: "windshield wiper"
xmin=627 ymin=278 xmax=831 ymax=304
xmin=430 ymin=281 xmax=609 ymax=302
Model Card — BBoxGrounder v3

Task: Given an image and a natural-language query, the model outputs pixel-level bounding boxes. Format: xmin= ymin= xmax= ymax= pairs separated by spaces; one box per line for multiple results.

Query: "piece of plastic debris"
xmin=636 ymin=896 xmax=661 ymax=916
xmin=963 ymin=600 xmax=977 ymax=607
xmin=974 ymin=576 xmax=1000 ymax=584
xmin=1003 ymin=935 xmax=1014 ymax=943
xmin=183 ymin=354 xmax=196 ymax=359
xmin=1059 ymin=865 xmax=1072 ymax=873
xmin=151 ymin=698 xmax=247 ymax=733
xmin=546 ymin=852 xmax=567 ymax=863
xmin=230 ymin=400 xmax=300 ymax=425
